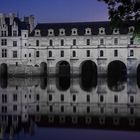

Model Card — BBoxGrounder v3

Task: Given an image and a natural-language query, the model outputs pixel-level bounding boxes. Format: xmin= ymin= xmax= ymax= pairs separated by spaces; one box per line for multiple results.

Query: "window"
xmin=87 ymin=106 xmax=90 ymax=113
xmin=13 ymin=94 xmax=17 ymax=101
xmin=13 ymin=30 xmax=17 ymax=36
xmin=100 ymin=95 xmax=104 ymax=102
xmin=1 ymin=39 xmax=7 ymax=46
xmin=73 ymin=51 xmax=76 ymax=57
xmin=59 ymin=29 xmax=65 ymax=36
xmin=36 ymin=40 xmax=39 ymax=46
xmin=2 ymin=49 xmax=7 ymax=58
xmin=86 ymin=39 xmax=90 ymax=45
xmin=73 ymin=95 xmax=76 ymax=102
xmin=61 ymin=94 xmax=64 ymax=102
xmin=61 ymin=106 xmax=64 ymax=112
xmin=1 ymin=31 xmax=6 ymax=37
xmin=73 ymin=39 xmax=76 ymax=45
xmin=2 ymin=94 xmax=7 ymax=103
xmin=13 ymin=51 xmax=17 ymax=58
xmin=49 ymin=94 xmax=52 ymax=101
xmin=36 ymin=94 xmax=40 ymax=101
xmin=130 ymin=50 xmax=134 ymax=56
xmin=49 ymin=40 xmax=53 ymax=46
xmin=72 ymin=28 xmax=77 ymax=35
xmin=2 ymin=106 xmax=7 ymax=113
xmin=114 ymin=50 xmax=118 ymax=57
xmin=85 ymin=28 xmax=91 ymax=35
xmin=49 ymin=105 xmax=53 ymax=112
xmin=87 ymin=95 xmax=90 ymax=102
xmin=61 ymin=39 xmax=64 ymax=46
xmin=114 ymin=38 xmax=118 ymax=45
xmin=36 ymin=105 xmax=40 ymax=112
xmin=100 ymin=50 xmax=104 ymax=57
xmin=73 ymin=106 xmax=76 ymax=113
xmin=13 ymin=31 xmax=17 ymax=36
xmin=130 ymin=96 xmax=134 ymax=103
xmin=61 ymin=50 xmax=64 ymax=57
xmin=48 ymin=29 xmax=54 ymax=36
xmin=114 ymin=95 xmax=118 ymax=103
xmin=100 ymin=38 xmax=104 ymax=45
xmin=130 ymin=37 xmax=134 ymax=45
xmin=16 ymin=62 xmax=18 ymax=66
xmin=36 ymin=51 xmax=39 ymax=57
xmin=13 ymin=41 xmax=17 ymax=47
xmin=49 ymin=51 xmax=52 ymax=57
xmin=99 ymin=27 xmax=105 ymax=34
xmin=87 ymin=50 xmax=90 ymax=57
xmin=13 ymin=105 xmax=17 ymax=111
xmin=29 ymin=53 xmax=31 ymax=57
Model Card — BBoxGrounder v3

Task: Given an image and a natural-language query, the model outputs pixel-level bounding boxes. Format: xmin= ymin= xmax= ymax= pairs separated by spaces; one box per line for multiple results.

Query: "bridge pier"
xmin=97 ymin=59 xmax=107 ymax=76
xmin=127 ymin=58 xmax=137 ymax=76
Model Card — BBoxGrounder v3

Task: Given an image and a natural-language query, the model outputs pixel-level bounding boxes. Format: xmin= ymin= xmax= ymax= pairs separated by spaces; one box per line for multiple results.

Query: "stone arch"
xmin=0 ymin=63 xmax=8 ymax=78
xmin=107 ymin=60 xmax=127 ymax=91
xmin=137 ymin=64 xmax=140 ymax=87
xmin=40 ymin=62 xmax=47 ymax=76
xmin=107 ymin=60 xmax=127 ymax=78
xmin=80 ymin=60 xmax=97 ymax=92
xmin=56 ymin=61 xmax=70 ymax=76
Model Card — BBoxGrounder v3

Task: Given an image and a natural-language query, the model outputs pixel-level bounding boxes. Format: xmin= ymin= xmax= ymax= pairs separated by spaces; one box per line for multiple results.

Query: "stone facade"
xmin=0 ymin=13 xmax=140 ymax=76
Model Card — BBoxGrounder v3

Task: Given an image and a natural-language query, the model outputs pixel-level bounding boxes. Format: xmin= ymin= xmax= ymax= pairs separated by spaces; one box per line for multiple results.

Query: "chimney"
xmin=9 ymin=13 xmax=16 ymax=25
xmin=28 ymin=15 xmax=35 ymax=33
xmin=0 ymin=13 xmax=5 ymax=25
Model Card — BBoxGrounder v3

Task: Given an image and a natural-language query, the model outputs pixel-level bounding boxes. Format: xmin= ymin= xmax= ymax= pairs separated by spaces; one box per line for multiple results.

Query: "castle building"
xmin=0 ymin=13 xmax=139 ymax=76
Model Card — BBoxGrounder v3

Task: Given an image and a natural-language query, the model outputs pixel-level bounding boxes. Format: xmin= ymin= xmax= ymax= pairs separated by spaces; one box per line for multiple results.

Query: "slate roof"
xmin=30 ymin=21 xmax=131 ymax=37
xmin=4 ymin=17 xmax=30 ymax=36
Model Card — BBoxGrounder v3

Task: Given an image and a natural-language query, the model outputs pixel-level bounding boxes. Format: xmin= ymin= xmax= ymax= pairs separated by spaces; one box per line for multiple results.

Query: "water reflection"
xmin=0 ymin=76 xmax=140 ymax=139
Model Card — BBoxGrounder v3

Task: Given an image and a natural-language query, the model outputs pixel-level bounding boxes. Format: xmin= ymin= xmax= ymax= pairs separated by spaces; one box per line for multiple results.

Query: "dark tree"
xmin=98 ymin=0 xmax=140 ymax=32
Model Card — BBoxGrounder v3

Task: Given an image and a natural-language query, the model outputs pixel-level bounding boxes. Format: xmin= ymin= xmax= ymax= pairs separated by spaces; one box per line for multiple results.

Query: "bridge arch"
xmin=80 ymin=60 xmax=97 ymax=92
xmin=56 ymin=61 xmax=70 ymax=76
xmin=107 ymin=60 xmax=127 ymax=79
xmin=40 ymin=62 xmax=47 ymax=76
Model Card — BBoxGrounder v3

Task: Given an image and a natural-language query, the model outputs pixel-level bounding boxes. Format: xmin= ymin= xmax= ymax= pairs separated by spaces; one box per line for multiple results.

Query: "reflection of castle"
xmin=0 ymin=13 xmax=140 ymax=76
xmin=0 ymin=77 xmax=140 ymax=138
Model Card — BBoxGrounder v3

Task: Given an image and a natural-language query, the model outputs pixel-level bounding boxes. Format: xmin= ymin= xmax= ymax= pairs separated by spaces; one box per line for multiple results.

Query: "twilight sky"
xmin=0 ymin=0 xmax=109 ymax=23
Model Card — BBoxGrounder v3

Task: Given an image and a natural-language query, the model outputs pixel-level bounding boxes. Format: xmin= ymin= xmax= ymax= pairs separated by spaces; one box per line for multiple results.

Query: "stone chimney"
xmin=0 ymin=13 xmax=5 ymax=25
xmin=9 ymin=13 xmax=16 ymax=25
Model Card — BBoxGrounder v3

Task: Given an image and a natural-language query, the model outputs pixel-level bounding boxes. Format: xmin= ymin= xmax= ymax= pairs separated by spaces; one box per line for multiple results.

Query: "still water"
xmin=0 ymin=75 xmax=140 ymax=140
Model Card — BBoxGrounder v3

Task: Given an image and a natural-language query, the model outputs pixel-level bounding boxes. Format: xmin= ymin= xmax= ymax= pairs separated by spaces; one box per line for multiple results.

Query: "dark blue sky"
xmin=0 ymin=0 xmax=108 ymax=23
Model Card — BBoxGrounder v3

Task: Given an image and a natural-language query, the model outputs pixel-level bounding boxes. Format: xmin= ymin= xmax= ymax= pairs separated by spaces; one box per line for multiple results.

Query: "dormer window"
xmin=99 ymin=27 xmax=105 ymax=35
xmin=129 ymin=26 xmax=135 ymax=33
xmin=13 ymin=30 xmax=17 ymax=36
xmin=48 ymin=29 xmax=54 ymax=36
xmin=85 ymin=28 xmax=91 ymax=35
xmin=71 ymin=28 xmax=78 ymax=35
xmin=113 ymin=28 xmax=119 ymax=34
xmin=59 ymin=28 xmax=65 ymax=36
xmin=35 ymin=30 xmax=40 ymax=36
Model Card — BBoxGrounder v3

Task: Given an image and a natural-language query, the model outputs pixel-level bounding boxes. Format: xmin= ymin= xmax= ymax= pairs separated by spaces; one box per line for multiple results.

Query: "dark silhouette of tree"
xmin=98 ymin=0 xmax=140 ymax=33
